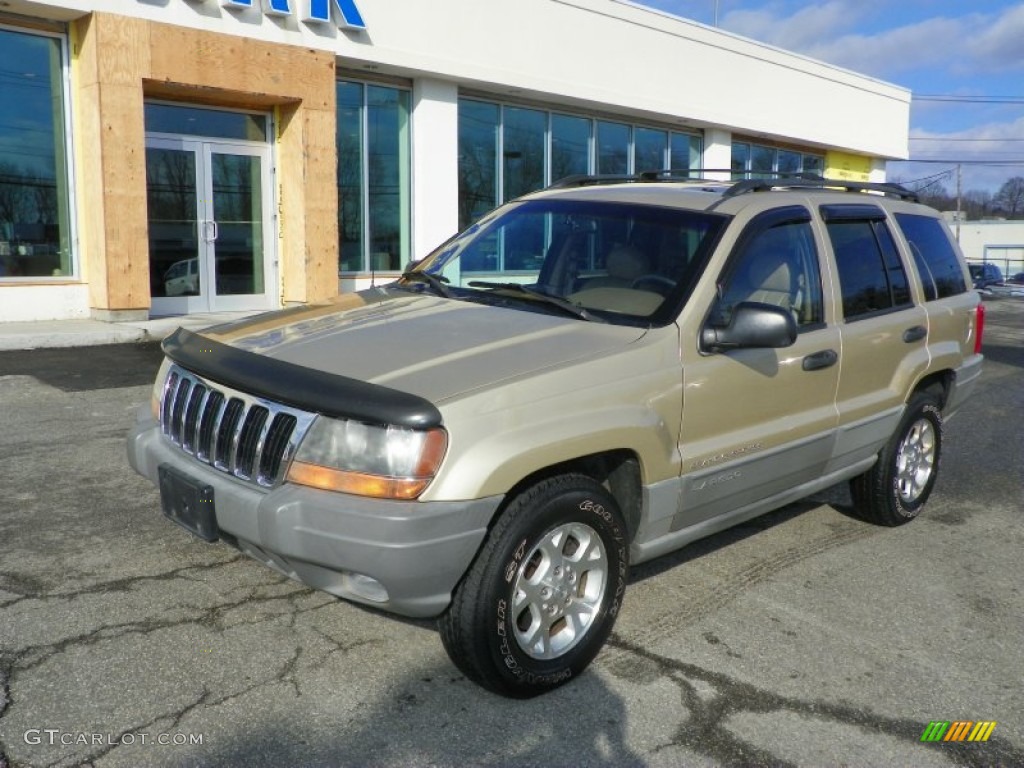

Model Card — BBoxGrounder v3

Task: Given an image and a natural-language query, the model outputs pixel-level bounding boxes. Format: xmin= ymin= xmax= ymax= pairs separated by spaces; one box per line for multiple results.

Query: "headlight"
xmin=151 ymin=358 xmax=173 ymax=420
xmin=286 ymin=416 xmax=448 ymax=500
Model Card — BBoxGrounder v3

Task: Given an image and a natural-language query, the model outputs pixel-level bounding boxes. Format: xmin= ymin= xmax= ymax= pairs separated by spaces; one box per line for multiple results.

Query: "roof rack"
xmin=546 ymin=171 xmax=921 ymax=203
xmin=547 ymin=169 xmax=750 ymax=190
xmin=549 ymin=169 xmax=827 ymax=190
xmin=723 ymin=176 xmax=920 ymax=202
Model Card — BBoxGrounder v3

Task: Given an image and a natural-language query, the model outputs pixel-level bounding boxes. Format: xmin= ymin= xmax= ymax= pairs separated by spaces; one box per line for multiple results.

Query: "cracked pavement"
xmin=1 ymin=300 xmax=1022 ymax=767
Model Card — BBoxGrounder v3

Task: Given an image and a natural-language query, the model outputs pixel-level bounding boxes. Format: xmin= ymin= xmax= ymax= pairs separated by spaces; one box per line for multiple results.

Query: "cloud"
xmin=721 ymin=1 xmax=865 ymax=52
xmin=713 ymin=1 xmax=1024 ymax=82
xmin=966 ymin=4 xmax=1024 ymax=73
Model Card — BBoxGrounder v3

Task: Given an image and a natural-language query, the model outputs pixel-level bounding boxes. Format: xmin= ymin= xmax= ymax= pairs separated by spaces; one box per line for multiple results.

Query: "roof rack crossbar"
xmin=723 ymin=176 xmax=920 ymax=202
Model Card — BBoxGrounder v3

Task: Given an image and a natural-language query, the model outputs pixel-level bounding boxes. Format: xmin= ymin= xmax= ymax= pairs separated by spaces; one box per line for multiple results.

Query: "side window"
xmin=711 ymin=218 xmax=823 ymax=330
xmin=893 ymin=213 xmax=968 ymax=300
xmin=827 ymin=219 xmax=912 ymax=320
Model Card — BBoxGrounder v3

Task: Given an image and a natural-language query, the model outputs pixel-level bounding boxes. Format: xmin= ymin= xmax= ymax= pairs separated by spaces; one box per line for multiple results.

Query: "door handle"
xmin=903 ymin=325 xmax=927 ymax=343
xmin=203 ymin=220 xmax=219 ymax=242
xmin=802 ymin=349 xmax=838 ymax=371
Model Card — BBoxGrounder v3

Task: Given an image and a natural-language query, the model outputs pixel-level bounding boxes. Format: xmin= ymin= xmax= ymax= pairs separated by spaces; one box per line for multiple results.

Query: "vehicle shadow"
xmin=628 ymin=497 xmax=837 ymax=584
xmin=193 ymin=658 xmax=645 ymax=767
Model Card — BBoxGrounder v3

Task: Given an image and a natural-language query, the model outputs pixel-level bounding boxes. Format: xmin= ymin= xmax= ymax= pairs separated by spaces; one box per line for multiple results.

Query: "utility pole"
xmin=955 ymin=163 xmax=962 ymax=242
xmin=714 ymin=0 xmax=720 ymax=26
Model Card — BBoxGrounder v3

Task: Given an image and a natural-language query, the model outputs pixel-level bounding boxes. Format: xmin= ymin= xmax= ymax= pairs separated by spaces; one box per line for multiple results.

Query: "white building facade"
xmin=0 ymin=0 xmax=911 ymax=322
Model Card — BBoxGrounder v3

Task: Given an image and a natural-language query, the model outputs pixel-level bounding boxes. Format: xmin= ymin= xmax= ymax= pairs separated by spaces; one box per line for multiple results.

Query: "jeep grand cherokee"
xmin=128 ymin=174 xmax=984 ymax=697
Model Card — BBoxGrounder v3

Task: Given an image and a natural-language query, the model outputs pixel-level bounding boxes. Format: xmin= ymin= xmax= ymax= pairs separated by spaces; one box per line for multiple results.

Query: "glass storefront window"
xmin=458 ymin=100 xmax=499 ymax=231
xmin=597 ymin=121 xmax=630 ymax=175
xmin=777 ymin=149 xmax=801 ymax=174
xmin=503 ymin=107 xmax=546 ymax=202
xmin=803 ymin=154 xmax=824 ymax=176
xmin=550 ymin=114 xmax=590 ymax=182
xmin=731 ymin=143 xmax=750 ymax=179
xmin=366 ymin=85 xmax=410 ymax=273
xmin=456 ymin=98 xmax=703 ymax=237
xmin=634 ymin=127 xmax=667 ymax=174
xmin=336 ymin=80 xmax=411 ymax=274
xmin=337 ymin=82 xmax=364 ymax=273
xmin=0 ymin=27 xmax=72 ymax=279
xmin=750 ymin=145 xmax=775 ymax=178
xmin=671 ymin=132 xmax=702 ymax=175
xmin=732 ymin=140 xmax=824 ymax=179
xmin=145 ymin=103 xmax=267 ymax=141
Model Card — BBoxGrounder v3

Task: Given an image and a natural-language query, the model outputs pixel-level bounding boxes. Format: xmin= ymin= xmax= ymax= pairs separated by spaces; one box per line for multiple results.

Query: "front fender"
xmin=422 ymin=327 xmax=684 ymax=501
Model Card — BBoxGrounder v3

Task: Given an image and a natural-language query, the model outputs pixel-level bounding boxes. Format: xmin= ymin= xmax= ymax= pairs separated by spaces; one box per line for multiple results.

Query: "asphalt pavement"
xmin=0 ymin=296 xmax=1021 ymax=768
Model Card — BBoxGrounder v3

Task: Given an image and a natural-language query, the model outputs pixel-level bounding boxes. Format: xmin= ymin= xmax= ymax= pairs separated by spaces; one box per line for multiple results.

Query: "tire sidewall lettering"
xmin=489 ymin=490 xmax=628 ymax=692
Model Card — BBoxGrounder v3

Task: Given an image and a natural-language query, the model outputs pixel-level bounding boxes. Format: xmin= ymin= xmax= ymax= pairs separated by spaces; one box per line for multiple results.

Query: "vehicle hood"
xmin=199 ymin=288 xmax=648 ymax=403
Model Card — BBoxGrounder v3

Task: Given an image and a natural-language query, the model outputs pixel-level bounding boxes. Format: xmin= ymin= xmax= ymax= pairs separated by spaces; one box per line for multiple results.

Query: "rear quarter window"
xmin=893 ymin=213 xmax=968 ymax=300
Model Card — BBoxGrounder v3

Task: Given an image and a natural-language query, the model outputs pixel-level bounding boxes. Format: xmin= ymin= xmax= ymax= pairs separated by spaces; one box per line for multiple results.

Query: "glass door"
xmin=147 ymin=137 xmax=274 ymax=314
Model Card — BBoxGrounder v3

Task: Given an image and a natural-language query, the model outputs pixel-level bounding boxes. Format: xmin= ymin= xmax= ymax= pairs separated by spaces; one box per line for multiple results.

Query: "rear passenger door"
xmin=821 ymin=204 xmax=930 ymax=469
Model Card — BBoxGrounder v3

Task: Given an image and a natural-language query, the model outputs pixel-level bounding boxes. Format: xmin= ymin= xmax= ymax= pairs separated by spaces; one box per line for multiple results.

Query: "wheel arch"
xmin=913 ymin=369 xmax=953 ymax=409
xmin=498 ymin=450 xmax=644 ymax=543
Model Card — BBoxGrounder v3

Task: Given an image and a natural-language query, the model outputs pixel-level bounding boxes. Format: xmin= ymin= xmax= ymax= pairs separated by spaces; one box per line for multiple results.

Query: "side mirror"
xmin=701 ymin=301 xmax=797 ymax=352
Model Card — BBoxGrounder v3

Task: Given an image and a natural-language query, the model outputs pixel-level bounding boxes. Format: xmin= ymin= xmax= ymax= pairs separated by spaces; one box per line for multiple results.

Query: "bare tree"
xmin=995 ymin=176 xmax=1024 ymax=219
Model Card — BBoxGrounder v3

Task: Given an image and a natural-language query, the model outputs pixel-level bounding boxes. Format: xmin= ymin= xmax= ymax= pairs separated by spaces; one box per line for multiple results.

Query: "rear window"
xmin=826 ymin=219 xmax=912 ymax=320
xmin=893 ymin=213 xmax=968 ymax=300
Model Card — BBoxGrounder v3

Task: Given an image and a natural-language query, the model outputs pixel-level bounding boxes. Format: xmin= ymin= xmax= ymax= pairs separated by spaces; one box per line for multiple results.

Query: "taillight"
xmin=973 ymin=303 xmax=985 ymax=355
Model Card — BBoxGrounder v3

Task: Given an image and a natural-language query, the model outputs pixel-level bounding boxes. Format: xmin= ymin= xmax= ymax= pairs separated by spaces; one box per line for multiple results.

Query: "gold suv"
xmin=129 ymin=174 xmax=985 ymax=697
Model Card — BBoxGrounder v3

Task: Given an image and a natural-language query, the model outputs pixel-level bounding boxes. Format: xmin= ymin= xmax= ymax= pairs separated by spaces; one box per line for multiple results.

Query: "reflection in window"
xmin=212 ymin=153 xmax=264 ymax=295
xmin=337 ymin=82 xmax=364 ymax=273
xmin=634 ymin=127 xmax=667 ymax=174
xmin=145 ymin=103 xmax=267 ymax=141
xmin=336 ymin=80 xmax=410 ymax=274
xmin=712 ymin=220 xmax=823 ymax=329
xmin=458 ymin=101 xmax=499 ymax=231
xmin=732 ymin=141 xmax=825 ymax=180
xmin=827 ymin=219 xmax=911 ymax=319
xmin=551 ymin=114 xmax=590 ymax=182
xmin=597 ymin=121 xmax=630 ymax=175
xmin=0 ymin=28 xmax=72 ymax=279
xmin=895 ymin=213 xmax=968 ymax=300
xmin=750 ymin=145 xmax=774 ymax=178
xmin=503 ymin=107 xmax=546 ymax=201
xmin=146 ymin=147 xmax=199 ymax=298
xmin=671 ymin=133 xmax=702 ymax=175
xmin=456 ymin=99 xmax=703 ymax=235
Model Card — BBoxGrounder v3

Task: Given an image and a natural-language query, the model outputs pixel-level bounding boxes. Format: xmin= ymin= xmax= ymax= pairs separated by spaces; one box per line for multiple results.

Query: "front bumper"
xmin=128 ymin=415 xmax=500 ymax=618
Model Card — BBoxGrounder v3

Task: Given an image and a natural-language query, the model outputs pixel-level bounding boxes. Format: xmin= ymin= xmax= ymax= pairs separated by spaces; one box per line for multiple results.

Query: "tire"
xmin=850 ymin=391 xmax=943 ymax=526
xmin=439 ymin=474 xmax=629 ymax=698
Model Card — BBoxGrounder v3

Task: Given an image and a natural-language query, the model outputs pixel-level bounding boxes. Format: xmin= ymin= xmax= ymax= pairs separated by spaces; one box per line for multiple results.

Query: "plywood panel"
xmin=72 ymin=12 xmax=339 ymax=313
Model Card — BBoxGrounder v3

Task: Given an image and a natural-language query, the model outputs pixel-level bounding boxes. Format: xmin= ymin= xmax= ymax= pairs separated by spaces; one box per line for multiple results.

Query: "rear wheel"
xmin=850 ymin=391 xmax=943 ymax=526
xmin=439 ymin=474 xmax=629 ymax=697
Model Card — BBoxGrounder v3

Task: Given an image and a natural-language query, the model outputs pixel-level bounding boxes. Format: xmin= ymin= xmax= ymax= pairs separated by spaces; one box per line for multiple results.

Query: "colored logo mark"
xmin=921 ymin=721 xmax=997 ymax=742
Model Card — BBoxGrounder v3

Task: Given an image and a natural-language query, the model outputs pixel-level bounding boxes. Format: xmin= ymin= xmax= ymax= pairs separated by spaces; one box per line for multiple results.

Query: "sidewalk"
xmin=0 ymin=312 xmax=259 ymax=352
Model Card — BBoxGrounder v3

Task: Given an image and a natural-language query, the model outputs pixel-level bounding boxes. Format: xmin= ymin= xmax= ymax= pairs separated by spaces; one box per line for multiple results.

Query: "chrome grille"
xmin=159 ymin=364 xmax=316 ymax=487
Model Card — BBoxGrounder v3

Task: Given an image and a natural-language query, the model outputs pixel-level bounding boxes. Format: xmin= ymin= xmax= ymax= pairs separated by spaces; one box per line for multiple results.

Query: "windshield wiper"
xmin=400 ymin=270 xmax=451 ymax=298
xmin=467 ymin=281 xmax=593 ymax=321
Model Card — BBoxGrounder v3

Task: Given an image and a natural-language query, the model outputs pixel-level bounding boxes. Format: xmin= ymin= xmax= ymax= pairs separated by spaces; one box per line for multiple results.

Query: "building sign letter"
xmin=219 ymin=0 xmax=367 ymax=30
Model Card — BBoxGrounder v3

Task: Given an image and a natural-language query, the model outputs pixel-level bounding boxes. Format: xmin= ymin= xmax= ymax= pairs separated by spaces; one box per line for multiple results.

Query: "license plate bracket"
xmin=158 ymin=464 xmax=218 ymax=542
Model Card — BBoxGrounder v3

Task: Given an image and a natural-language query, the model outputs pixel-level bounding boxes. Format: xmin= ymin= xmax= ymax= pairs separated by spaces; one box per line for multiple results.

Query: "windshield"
xmin=403 ymin=198 xmax=727 ymax=326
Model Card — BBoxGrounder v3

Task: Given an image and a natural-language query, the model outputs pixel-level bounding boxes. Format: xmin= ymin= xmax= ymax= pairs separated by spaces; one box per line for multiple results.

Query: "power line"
xmin=912 ymin=94 xmax=1024 ymax=104
xmin=909 ymin=137 xmax=1024 ymax=142
xmin=895 ymin=158 xmax=1024 ymax=165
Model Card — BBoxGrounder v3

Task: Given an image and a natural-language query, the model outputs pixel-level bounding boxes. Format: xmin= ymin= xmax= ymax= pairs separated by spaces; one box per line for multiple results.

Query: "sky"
xmin=635 ymin=0 xmax=1024 ymax=196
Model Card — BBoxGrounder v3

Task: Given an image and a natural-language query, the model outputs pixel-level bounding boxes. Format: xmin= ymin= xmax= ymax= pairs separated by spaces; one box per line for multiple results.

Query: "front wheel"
xmin=850 ymin=391 xmax=943 ymax=526
xmin=439 ymin=474 xmax=629 ymax=697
